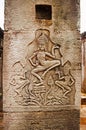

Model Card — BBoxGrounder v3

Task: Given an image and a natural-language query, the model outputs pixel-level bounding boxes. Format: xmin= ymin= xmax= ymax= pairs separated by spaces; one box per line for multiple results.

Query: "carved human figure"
xmin=55 ymin=61 xmax=75 ymax=98
xmin=10 ymin=62 xmax=31 ymax=98
xmin=29 ymin=33 xmax=61 ymax=83
xmin=10 ymin=62 xmax=26 ymax=87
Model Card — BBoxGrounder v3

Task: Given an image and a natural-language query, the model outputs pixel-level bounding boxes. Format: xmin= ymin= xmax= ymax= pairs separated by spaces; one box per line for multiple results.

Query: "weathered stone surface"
xmin=3 ymin=29 xmax=81 ymax=111
xmin=3 ymin=109 xmax=79 ymax=130
xmin=3 ymin=0 xmax=80 ymax=129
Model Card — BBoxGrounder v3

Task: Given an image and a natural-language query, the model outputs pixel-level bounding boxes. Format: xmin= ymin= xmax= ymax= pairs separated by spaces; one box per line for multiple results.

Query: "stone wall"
xmin=3 ymin=0 xmax=81 ymax=129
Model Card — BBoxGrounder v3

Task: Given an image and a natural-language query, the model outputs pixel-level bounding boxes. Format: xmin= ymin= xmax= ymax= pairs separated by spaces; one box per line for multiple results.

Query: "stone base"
xmin=3 ymin=109 xmax=80 ymax=130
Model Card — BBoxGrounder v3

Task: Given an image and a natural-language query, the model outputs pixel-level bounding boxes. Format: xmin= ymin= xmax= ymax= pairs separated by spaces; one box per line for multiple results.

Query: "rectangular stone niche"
xmin=35 ymin=4 xmax=52 ymax=20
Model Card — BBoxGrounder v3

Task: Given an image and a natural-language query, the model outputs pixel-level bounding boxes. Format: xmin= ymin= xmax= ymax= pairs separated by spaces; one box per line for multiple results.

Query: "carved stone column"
xmin=81 ymin=32 xmax=86 ymax=93
xmin=3 ymin=0 xmax=81 ymax=130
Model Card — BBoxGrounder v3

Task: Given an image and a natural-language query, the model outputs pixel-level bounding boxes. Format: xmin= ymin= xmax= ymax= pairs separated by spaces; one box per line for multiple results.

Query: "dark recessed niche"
xmin=35 ymin=5 xmax=52 ymax=20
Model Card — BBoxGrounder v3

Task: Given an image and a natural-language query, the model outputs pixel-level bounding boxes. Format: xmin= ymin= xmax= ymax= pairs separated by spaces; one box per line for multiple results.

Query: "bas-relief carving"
xmin=10 ymin=29 xmax=75 ymax=106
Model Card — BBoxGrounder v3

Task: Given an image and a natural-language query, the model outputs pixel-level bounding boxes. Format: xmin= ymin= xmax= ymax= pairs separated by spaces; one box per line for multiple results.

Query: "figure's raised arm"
xmin=29 ymin=52 xmax=37 ymax=67
xmin=45 ymin=52 xmax=56 ymax=59
xmin=52 ymin=45 xmax=60 ymax=55
xmin=69 ymin=74 xmax=75 ymax=86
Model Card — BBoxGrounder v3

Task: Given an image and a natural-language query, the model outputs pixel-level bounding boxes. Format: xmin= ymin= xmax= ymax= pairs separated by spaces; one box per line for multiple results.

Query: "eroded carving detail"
xmin=10 ymin=29 xmax=75 ymax=106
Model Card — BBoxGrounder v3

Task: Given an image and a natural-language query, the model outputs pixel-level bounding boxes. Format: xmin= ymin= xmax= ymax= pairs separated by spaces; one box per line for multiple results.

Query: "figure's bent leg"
xmin=32 ymin=70 xmax=43 ymax=82
xmin=31 ymin=68 xmax=44 ymax=83
xmin=42 ymin=61 xmax=60 ymax=78
xmin=55 ymin=81 xmax=65 ymax=92
xmin=63 ymin=86 xmax=71 ymax=98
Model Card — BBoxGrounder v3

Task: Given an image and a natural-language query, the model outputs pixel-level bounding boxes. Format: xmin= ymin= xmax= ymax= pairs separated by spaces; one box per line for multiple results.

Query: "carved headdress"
xmin=26 ymin=29 xmax=54 ymax=58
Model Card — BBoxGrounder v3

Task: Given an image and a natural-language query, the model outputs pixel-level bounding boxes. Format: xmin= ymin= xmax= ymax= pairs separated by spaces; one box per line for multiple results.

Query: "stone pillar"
xmin=0 ymin=28 xmax=3 ymax=111
xmin=3 ymin=0 xmax=81 ymax=129
xmin=81 ymin=32 xmax=86 ymax=93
